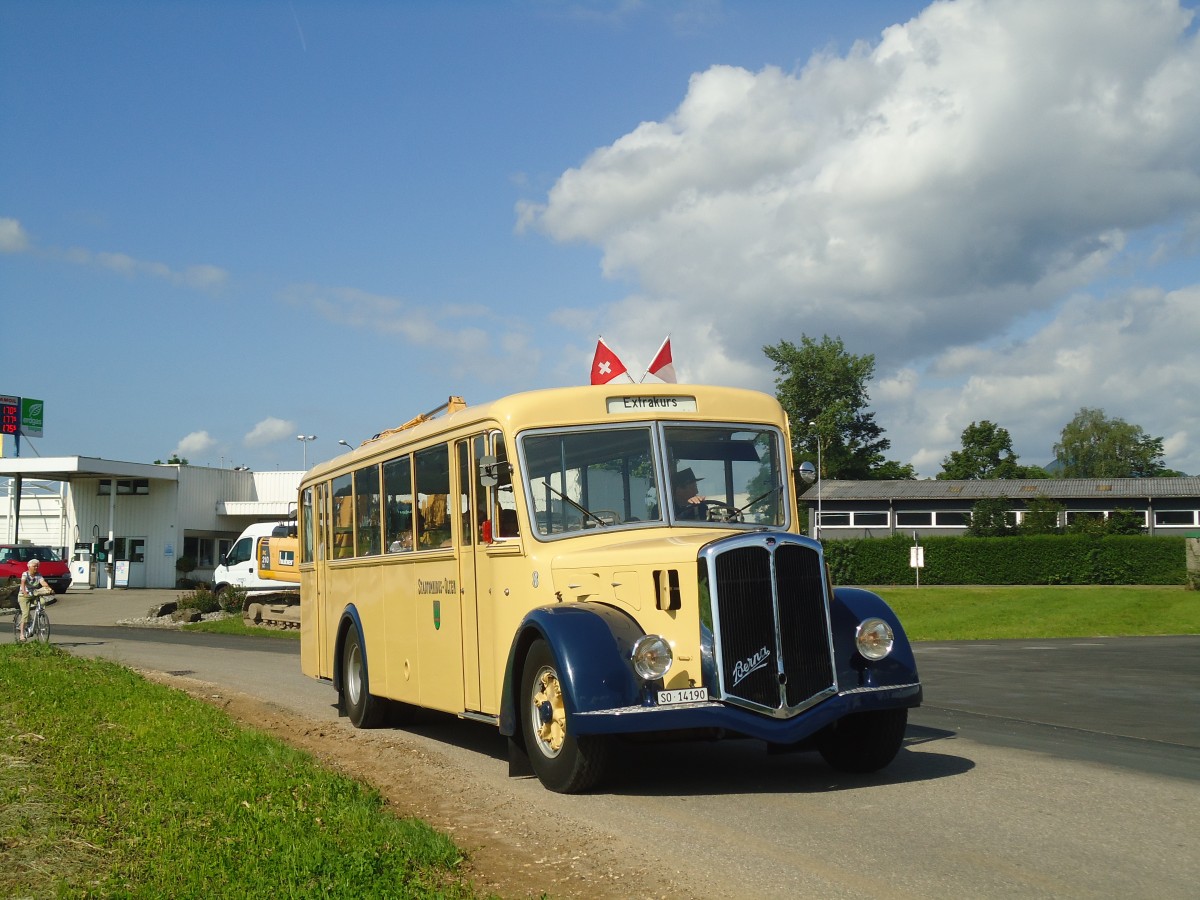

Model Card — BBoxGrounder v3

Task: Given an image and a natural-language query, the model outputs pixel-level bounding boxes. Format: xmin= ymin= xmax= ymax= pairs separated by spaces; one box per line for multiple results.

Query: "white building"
xmin=0 ymin=457 xmax=301 ymax=589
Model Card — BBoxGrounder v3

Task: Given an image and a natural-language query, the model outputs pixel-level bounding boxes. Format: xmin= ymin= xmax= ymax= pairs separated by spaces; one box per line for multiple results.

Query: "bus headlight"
xmin=855 ymin=618 xmax=895 ymax=661
xmin=631 ymin=634 xmax=673 ymax=681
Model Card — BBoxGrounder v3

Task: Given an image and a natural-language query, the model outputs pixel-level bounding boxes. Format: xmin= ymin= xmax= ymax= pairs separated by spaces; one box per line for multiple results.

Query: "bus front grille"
xmin=703 ymin=536 xmax=836 ymax=716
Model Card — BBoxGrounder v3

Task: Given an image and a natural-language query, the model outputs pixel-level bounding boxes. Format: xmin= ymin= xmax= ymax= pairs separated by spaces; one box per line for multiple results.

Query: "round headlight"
xmin=855 ymin=618 xmax=895 ymax=661
xmin=631 ymin=634 xmax=673 ymax=681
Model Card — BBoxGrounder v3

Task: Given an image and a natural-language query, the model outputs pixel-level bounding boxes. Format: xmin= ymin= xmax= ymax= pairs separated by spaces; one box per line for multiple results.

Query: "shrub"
xmin=822 ymin=533 xmax=1187 ymax=585
xmin=218 ymin=585 xmax=247 ymax=614
xmin=967 ymin=497 xmax=1017 ymax=536
xmin=1021 ymin=495 xmax=1065 ymax=534
xmin=174 ymin=556 xmax=199 ymax=589
xmin=177 ymin=586 xmax=222 ymax=615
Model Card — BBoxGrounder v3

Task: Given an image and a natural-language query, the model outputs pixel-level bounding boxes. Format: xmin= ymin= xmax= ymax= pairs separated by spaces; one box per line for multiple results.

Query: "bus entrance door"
xmin=457 ymin=437 xmax=490 ymax=714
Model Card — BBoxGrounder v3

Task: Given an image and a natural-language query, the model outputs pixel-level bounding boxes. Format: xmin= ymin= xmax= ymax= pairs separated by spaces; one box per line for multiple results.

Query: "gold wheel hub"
xmin=531 ymin=666 xmax=566 ymax=757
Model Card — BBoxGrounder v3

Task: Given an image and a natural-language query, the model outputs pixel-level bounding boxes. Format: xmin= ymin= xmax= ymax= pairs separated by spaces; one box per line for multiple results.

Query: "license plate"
xmin=657 ymin=687 xmax=708 ymax=705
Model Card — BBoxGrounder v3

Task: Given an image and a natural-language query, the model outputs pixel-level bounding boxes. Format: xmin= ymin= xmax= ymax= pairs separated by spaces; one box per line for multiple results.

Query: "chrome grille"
xmin=702 ymin=535 xmax=836 ymax=716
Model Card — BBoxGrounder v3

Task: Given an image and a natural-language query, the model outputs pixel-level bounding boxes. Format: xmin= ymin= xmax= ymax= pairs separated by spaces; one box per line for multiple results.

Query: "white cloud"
xmin=2 ymin=221 xmax=229 ymax=290
xmin=880 ymin=285 xmax=1200 ymax=475
xmin=281 ymin=283 xmax=545 ymax=386
xmin=525 ymin=0 xmax=1200 ymax=475
xmin=244 ymin=417 xmax=297 ymax=447
xmin=0 ymin=217 xmax=29 ymax=253
xmin=174 ymin=431 xmax=216 ymax=459
xmin=80 ymin=248 xmax=229 ymax=289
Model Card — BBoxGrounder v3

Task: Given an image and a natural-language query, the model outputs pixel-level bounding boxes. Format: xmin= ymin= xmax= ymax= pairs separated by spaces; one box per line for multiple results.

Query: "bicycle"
xmin=13 ymin=585 xmax=52 ymax=644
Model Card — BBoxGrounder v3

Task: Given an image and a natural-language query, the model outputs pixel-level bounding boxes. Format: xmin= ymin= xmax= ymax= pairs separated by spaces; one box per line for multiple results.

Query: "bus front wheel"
xmin=817 ymin=708 xmax=908 ymax=773
xmin=520 ymin=639 xmax=611 ymax=793
xmin=341 ymin=626 xmax=386 ymax=728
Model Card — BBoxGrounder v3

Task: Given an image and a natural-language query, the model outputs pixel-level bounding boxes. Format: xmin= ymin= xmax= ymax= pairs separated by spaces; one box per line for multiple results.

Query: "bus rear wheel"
xmin=520 ymin=639 xmax=611 ymax=793
xmin=341 ymin=626 xmax=386 ymax=728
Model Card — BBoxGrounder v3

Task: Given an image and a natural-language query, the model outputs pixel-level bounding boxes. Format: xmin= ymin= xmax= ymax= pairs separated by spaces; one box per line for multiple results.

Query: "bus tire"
xmin=520 ymin=639 xmax=611 ymax=793
xmin=817 ymin=708 xmax=908 ymax=773
xmin=341 ymin=625 xmax=387 ymax=728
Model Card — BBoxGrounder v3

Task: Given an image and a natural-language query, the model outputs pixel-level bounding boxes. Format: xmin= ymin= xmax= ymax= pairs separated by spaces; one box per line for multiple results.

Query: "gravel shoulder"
xmin=143 ymin=671 xmax=690 ymax=900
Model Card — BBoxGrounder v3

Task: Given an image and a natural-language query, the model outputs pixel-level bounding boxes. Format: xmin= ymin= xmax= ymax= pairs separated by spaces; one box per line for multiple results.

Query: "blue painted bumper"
xmin=570 ymin=682 xmax=922 ymax=743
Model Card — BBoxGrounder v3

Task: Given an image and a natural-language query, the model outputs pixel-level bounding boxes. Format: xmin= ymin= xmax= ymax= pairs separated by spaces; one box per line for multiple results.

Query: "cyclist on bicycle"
xmin=17 ymin=559 xmax=48 ymax=643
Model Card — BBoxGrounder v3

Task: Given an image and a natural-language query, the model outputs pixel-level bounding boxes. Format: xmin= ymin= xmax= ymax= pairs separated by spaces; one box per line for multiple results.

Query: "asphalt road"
xmin=9 ymin=597 xmax=1200 ymax=898
xmin=39 ymin=622 xmax=1200 ymax=781
xmin=912 ymin=635 xmax=1200 ymax=782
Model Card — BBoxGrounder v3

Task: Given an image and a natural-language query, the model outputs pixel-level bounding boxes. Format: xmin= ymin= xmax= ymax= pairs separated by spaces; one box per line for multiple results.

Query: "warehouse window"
xmin=1155 ymin=510 xmax=1196 ymax=527
xmin=98 ymin=479 xmax=150 ymax=496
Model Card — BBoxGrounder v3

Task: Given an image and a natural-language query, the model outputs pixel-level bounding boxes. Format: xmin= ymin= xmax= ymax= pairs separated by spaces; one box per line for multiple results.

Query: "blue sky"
xmin=3 ymin=0 xmax=1198 ymax=477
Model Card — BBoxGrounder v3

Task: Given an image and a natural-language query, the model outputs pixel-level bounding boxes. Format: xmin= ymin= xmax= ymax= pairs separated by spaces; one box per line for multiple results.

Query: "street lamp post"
xmin=809 ymin=422 xmax=822 ymax=541
xmin=297 ymin=434 xmax=317 ymax=468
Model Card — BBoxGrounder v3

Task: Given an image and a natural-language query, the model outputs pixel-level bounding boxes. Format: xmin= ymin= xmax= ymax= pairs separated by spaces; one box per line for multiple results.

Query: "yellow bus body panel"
xmin=298 ymin=383 xmax=796 ymax=717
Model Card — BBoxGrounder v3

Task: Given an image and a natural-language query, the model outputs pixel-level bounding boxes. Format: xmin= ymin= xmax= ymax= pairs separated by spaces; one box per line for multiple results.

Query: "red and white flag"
xmin=645 ymin=336 xmax=677 ymax=383
xmin=590 ymin=337 xmax=628 ymax=385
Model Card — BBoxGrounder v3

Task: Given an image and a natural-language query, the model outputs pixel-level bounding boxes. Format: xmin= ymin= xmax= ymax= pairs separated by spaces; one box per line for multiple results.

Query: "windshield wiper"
xmin=540 ymin=481 xmax=609 ymax=528
xmin=735 ymin=483 xmax=782 ymax=516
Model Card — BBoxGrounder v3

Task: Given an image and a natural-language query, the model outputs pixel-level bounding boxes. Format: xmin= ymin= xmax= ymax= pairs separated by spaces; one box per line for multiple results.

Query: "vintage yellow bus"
xmin=296 ymin=384 xmax=921 ymax=792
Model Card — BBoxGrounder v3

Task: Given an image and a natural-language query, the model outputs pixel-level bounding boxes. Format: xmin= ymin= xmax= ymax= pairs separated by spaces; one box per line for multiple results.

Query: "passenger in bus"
xmin=498 ymin=508 xmax=519 ymax=537
xmin=673 ymin=468 xmax=707 ymax=520
xmin=387 ymin=531 xmax=413 ymax=553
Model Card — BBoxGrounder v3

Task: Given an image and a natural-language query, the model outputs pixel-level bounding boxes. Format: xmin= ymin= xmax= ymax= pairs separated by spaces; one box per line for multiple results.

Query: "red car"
xmin=0 ymin=544 xmax=72 ymax=594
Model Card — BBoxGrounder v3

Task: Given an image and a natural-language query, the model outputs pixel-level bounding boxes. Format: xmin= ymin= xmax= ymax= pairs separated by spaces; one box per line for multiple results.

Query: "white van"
xmin=212 ymin=522 xmax=299 ymax=595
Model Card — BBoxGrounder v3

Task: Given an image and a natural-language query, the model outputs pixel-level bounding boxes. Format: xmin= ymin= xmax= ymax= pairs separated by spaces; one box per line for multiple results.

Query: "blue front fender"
xmin=830 ymin=587 xmax=921 ymax=691
xmin=499 ymin=603 xmax=646 ymax=737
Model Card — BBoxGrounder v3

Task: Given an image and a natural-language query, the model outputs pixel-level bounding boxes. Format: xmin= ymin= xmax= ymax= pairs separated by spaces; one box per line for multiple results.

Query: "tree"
xmin=938 ymin=420 xmax=1049 ymax=480
xmin=1106 ymin=508 xmax=1147 ymax=535
xmin=1053 ymin=408 xmax=1167 ymax=478
xmin=967 ymin=497 xmax=1016 ymax=536
xmin=764 ymin=335 xmax=913 ymax=480
xmin=1020 ymin=495 xmax=1064 ymax=534
xmin=872 ymin=459 xmax=919 ymax=480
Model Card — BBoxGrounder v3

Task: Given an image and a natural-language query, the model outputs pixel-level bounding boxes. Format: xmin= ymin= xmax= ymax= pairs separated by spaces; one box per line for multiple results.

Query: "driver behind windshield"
xmin=672 ymin=467 xmax=707 ymax=520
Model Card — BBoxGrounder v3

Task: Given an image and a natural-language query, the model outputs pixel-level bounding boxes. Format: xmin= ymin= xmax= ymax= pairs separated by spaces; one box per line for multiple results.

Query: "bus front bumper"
xmin=570 ymin=682 xmax=922 ymax=744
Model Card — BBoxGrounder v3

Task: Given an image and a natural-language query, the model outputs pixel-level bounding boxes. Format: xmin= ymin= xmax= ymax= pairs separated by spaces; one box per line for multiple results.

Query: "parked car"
xmin=0 ymin=544 xmax=73 ymax=601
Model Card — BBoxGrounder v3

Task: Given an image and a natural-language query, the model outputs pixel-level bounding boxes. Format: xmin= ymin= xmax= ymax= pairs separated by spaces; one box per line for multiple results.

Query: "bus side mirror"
xmin=796 ymin=461 xmax=817 ymax=486
xmin=478 ymin=455 xmax=499 ymax=488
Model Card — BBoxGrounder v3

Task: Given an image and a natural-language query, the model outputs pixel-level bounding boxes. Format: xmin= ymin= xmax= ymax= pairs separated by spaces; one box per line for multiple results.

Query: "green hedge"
xmin=823 ymin=534 xmax=1187 ymax=586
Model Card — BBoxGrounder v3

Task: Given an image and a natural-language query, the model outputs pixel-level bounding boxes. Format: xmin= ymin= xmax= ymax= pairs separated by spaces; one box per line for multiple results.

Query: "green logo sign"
xmin=433 ymin=600 xmax=441 ymax=630
xmin=21 ymin=397 xmax=43 ymax=438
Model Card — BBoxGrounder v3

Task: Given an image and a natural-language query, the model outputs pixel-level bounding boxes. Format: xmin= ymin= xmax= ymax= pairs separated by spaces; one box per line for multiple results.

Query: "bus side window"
xmin=415 ymin=443 xmax=452 ymax=548
xmin=301 ymin=486 xmax=315 ymax=563
xmin=354 ymin=463 xmax=382 ymax=557
xmin=458 ymin=439 xmax=474 ymax=548
xmin=384 ymin=456 xmax=414 ymax=553
xmin=493 ymin=433 xmax=519 ymax=538
xmin=331 ymin=473 xmax=354 ymax=559
xmin=498 ymin=508 xmax=519 ymax=537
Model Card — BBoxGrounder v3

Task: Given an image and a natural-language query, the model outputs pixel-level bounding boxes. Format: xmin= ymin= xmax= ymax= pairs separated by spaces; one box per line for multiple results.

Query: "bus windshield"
xmin=520 ymin=422 xmax=787 ymax=537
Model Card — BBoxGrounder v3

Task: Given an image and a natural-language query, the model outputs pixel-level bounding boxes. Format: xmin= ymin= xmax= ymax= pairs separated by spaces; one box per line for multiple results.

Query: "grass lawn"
xmin=870 ymin=584 xmax=1200 ymax=641
xmin=0 ymin=645 xmax=486 ymax=899
xmin=184 ymin=615 xmax=300 ymax=639
xmin=3 ymin=584 xmax=1196 ymax=896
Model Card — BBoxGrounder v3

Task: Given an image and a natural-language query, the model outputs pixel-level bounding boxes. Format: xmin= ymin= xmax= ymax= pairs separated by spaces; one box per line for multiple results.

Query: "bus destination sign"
xmin=607 ymin=395 xmax=697 ymax=414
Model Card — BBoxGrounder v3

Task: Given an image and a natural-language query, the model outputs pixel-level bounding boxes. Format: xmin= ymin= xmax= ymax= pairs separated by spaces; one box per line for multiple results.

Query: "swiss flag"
xmin=591 ymin=337 xmax=628 ymax=385
xmin=646 ymin=337 xmax=677 ymax=383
